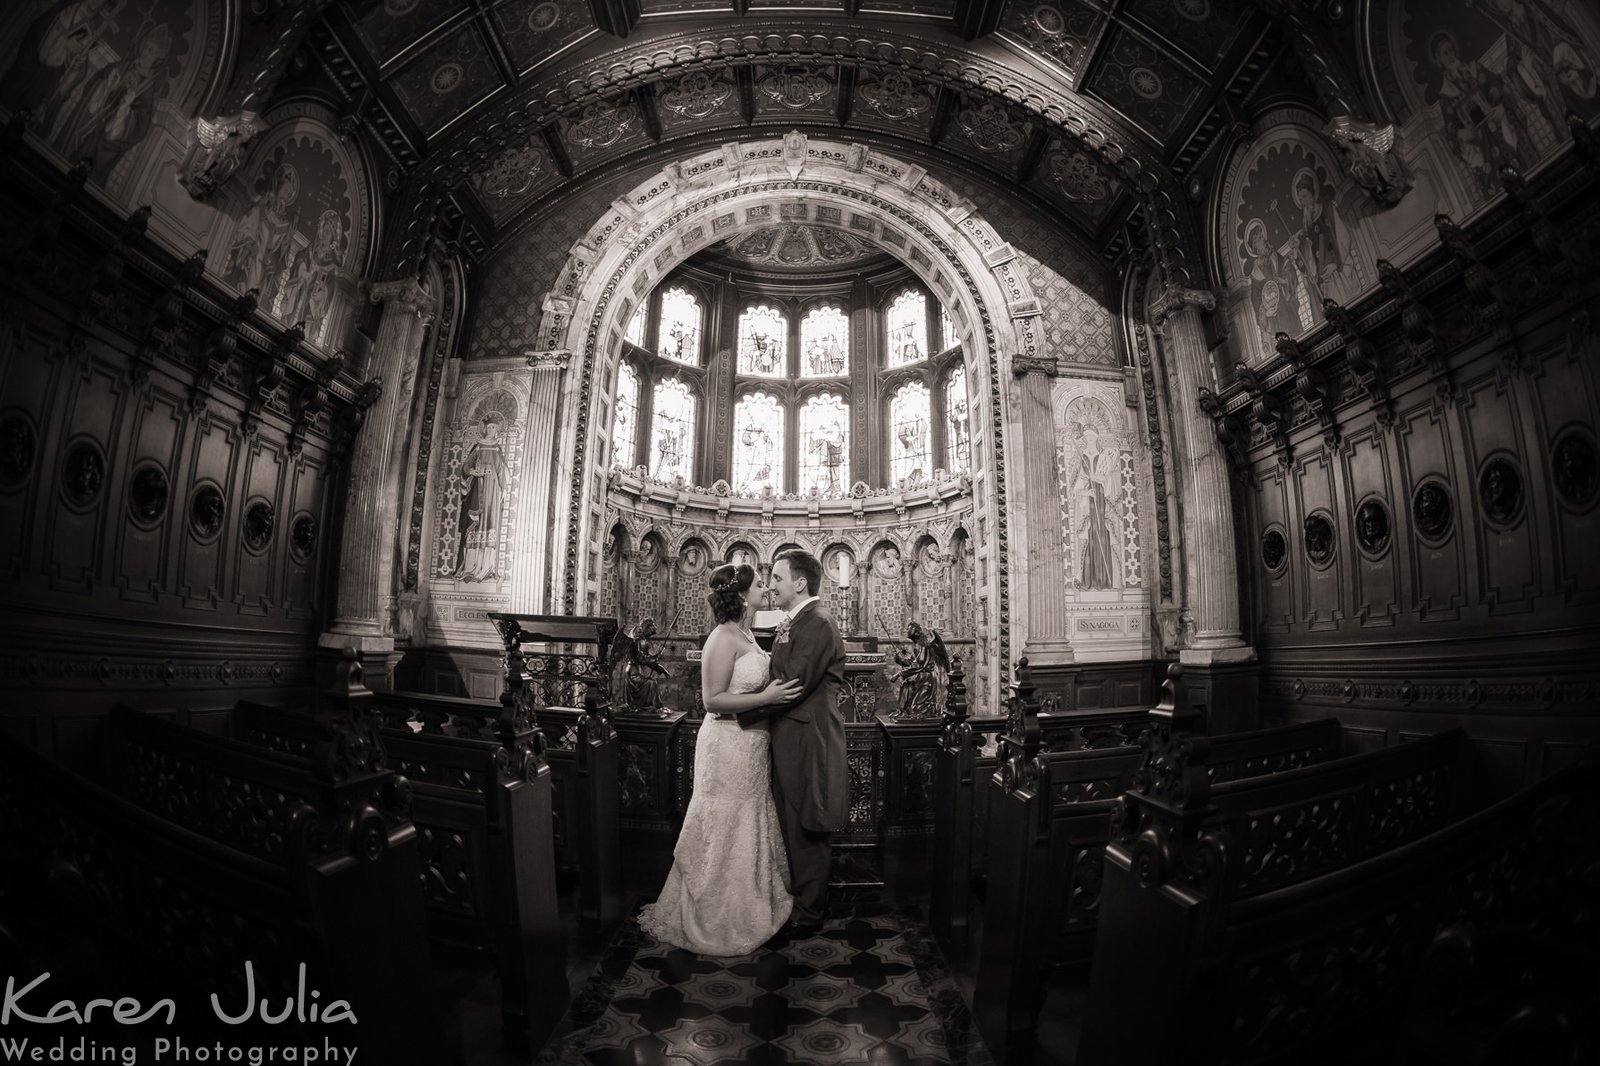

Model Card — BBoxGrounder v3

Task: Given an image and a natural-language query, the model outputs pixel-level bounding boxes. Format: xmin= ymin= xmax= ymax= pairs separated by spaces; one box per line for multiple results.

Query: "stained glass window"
xmin=732 ymin=392 xmax=784 ymax=494
xmin=737 ymin=305 xmax=787 ymax=377
xmin=613 ymin=360 xmax=639 ymax=469
xmin=658 ymin=287 xmax=702 ymax=365
xmin=889 ymin=382 xmax=930 ymax=486
xmin=625 ymin=303 xmax=647 ymax=347
xmin=939 ymin=305 xmax=957 ymax=352
xmin=650 ymin=377 xmax=696 ymax=482
xmin=887 ymin=290 xmax=927 ymax=367
xmin=799 ymin=393 xmax=850 ymax=495
xmin=945 ymin=366 xmax=970 ymax=473
xmin=800 ymin=305 xmax=849 ymax=377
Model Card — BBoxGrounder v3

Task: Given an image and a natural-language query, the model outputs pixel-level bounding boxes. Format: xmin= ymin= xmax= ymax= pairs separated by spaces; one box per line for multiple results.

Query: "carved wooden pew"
xmin=239 ymin=687 xmax=570 ymax=1056
xmin=1074 ymin=681 xmax=1481 ymax=1066
xmin=0 ymin=668 xmax=437 ymax=1060
xmin=489 ymin=612 xmax=623 ymax=939
xmin=973 ymin=665 xmax=1347 ymax=1063
xmin=1077 ymin=754 xmax=1594 ymax=1065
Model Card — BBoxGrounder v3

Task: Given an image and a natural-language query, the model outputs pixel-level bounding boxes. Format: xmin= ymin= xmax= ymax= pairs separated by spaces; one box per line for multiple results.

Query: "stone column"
xmin=1011 ymin=355 xmax=1074 ymax=665
xmin=510 ymin=349 xmax=571 ymax=613
xmin=323 ymin=278 xmax=435 ymax=664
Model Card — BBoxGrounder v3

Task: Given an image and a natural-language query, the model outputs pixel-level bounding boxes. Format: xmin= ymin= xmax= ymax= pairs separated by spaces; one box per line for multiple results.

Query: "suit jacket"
xmin=737 ymin=602 xmax=848 ymax=832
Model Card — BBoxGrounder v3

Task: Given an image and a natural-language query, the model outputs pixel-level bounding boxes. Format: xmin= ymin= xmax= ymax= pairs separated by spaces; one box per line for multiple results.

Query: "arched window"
xmin=650 ymin=378 xmax=696 ymax=482
xmin=737 ymin=305 xmax=787 ymax=377
xmin=613 ymin=360 xmax=640 ymax=469
xmin=658 ymin=287 xmax=702 ymax=365
xmin=625 ymin=303 xmax=647 ymax=347
xmin=939 ymin=305 xmax=957 ymax=352
xmin=800 ymin=305 xmax=849 ymax=377
xmin=799 ymin=393 xmax=850 ymax=495
xmin=889 ymin=382 xmax=930 ymax=486
xmin=945 ymin=366 xmax=970 ymax=473
xmin=732 ymin=391 xmax=784 ymax=494
xmin=886 ymin=290 xmax=928 ymax=367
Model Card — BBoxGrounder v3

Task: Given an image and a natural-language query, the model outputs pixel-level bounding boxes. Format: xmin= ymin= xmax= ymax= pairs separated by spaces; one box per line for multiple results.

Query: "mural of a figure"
xmin=0 ymin=0 xmax=125 ymax=134
xmin=1243 ymin=218 xmax=1296 ymax=347
xmin=223 ymin=161 xmax=300 ymax=301
xmin=51 ymin=19 xmax=170 ymax=183
xmin=276 ymin=208 xmax=344 ymax=340
xmin=1073 ymin=427 xmax=1118 ymax=590
xmin=455 ymin=416 xmax=508 ymax=582
xmin=1286 ymin=168 xmax=1342 ymax=307
xmin=1430 ymin=32 xmax=1539 ymax=196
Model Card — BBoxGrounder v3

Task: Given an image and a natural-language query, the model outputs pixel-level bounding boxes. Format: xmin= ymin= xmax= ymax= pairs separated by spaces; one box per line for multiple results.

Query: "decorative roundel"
xmin=1412 ymin=479 xmax=1453 ymax=543
xmin=1551 ymin=428 xmax=1598 ymax=510
xmin=128 ymin=463 xmax=169 ymax=525
xmin=1174 ymin=0 xmax=1211 ymax=20
xmin=1128 ymin=67 xmax=1164 ymax=100
xmin=291 ymin=513 xmax=318 ymax=561
xmin=61 ymin=441 xmax=105 ymax=507
xmin=1031 ymin=4 xmax=1066 ymax=35
xmin=1260 ymin=527 xmax=1287 ymax=573
xmin=431 ymin=63 xmax=463 ymax=95
xmin=528 ymin=1 xmax=560 ymax=31
xmin=1354 ymin=497 xmax=1391 ymax=557
xmin=383 ymin=0 xmax=420 ymax=14
xmin=1303 ymin=513 xmax=1335 ymax=566
xmin=0 ymin=412 xmax=36 ymax=490
xmin=189 ymin=484 xmax=225 ymax=542
xmin=1477 ymin=455 xmax=1525 ymax=529
xmin=243 ymin=500 xmax=276 ymax=553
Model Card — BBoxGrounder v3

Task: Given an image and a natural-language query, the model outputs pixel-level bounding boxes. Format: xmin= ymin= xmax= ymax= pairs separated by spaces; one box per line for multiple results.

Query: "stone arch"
xmin=535 ymin=133 xmax=1055 ymax=703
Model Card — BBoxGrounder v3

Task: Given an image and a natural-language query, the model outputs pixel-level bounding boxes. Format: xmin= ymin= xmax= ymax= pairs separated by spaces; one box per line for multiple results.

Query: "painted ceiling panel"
xmin=561 ymin=97 xmax=653 ymax=167
xmin=388 ymin=21 xmax=504 ymax=134
xmin=999 ymin=0 xmax=1105 ymax=78
xmin=1120 ymin=0 xmax=1249 ymax=68
xmin=656 ymin=70 xmax=742 ymax=138
xmin=1083 ymin=25 xmax=1205 ymax=141
xmin=945 ymin=95 xmax=1032 ymax=174
xmin=849 ymin=71 xmax=939 ymax=141
xmin=1025 ymin=138 xmax=1124 ymax=230
xmin=494 ymin=0 xmax=595 ymax=73
xmin=860 ymin=0 xmax=956 ymax=17
xmin=750 ymin=65 xmax=838 ymax=120
xmin=471 ymin=134 xmax=561 ymax=223
xmin=353 ymin=0 xmax=464 ymax=68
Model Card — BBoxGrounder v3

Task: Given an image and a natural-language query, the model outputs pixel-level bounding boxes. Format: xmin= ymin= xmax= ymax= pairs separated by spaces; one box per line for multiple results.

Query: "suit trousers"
xmin=771 ymin=767 xmax=831 ymax=924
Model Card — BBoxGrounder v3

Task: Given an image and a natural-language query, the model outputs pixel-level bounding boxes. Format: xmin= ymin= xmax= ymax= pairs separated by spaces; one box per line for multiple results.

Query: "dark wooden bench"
xmin=0 ymin=689 xmax=436 ymax=1059
xmin=973 ymin=666 xmax=1348 ymax=1063
xmin=1077 ymin=750 xmax=1595 ymax=1065
xmin=489 ymin=612 xmax=623 ymax=938
xmin=233 ymin=684 xmax=569 ymax=1055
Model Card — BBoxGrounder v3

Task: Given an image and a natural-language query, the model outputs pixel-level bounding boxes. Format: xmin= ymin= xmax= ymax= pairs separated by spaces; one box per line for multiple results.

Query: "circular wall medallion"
xmin=291 ymin=513 xmax=317 ymax=560
xmin=1551 ymin=428 xmax=1598 ymax=510
xmin=1260 ymin=527 xmax=1287 ymax=573
xmin=1031 ymin=4 xmax=1066 ymax=35
xmin=1354 ymin=497 xmax=1391 ymax=557
xmin=62 ymin=441 xmax=104 ymax=507
xmin=189 ymin=484 xmax=225 ymax=542
xmin=528 ymin=1 xmax=560 ymax=30
xmin=0 ymin=412 xmax=36 ymax=490
xmin=1303 ymin=513 xmax=1335 ymax=566
xmin=1128 ymin=67 xmax=1164 ymax=100
xmin=243 ymin=500 xmax=276 ymax=553
xmin=1174 ymin=0 xmax=1211 ymax=19
xmin=1412 ymin=479 xmax=1453 ymax=543
xmin=128 ymin=464 xmax=169 ymax=525
xmin=1477 ymin=455 xmax=1524 ymax=529
xmin=431 ymin=63 xmax=463 ymax=94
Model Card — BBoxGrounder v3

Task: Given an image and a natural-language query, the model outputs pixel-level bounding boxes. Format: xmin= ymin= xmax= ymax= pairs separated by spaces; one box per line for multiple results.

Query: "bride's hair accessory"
xmin=707 ymin=562 xmax=756 ymax=623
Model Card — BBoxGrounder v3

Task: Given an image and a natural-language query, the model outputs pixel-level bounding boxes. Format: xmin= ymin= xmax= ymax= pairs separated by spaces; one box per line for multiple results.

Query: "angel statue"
xmin=180 ymin=112 xmax=264 ymax=200
xmin=889 ymin=621 xmax=949 ymax=720
xmin=611 ymin=617 xmax=670 ymax=716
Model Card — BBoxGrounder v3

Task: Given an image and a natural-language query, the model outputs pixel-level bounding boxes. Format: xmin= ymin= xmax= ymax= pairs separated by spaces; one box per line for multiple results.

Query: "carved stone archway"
xmin=521 ymin=133 xmax=1098 ymax=709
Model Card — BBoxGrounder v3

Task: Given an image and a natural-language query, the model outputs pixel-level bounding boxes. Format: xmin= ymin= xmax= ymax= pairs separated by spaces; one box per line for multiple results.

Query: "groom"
xmin=737 ymin=549 xmax=847 ymax=933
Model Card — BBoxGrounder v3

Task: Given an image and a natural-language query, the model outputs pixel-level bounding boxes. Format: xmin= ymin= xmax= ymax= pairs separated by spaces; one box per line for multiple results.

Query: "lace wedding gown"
xmin=637 ymin=646 xmax=793 ymax=955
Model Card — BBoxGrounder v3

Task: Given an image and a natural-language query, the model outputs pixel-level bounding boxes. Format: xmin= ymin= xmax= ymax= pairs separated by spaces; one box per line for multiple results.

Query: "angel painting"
xmin=889 ymin=621 xmax=949 ymax=720
xmin=611 ymin=616 xmax=670 ymax=716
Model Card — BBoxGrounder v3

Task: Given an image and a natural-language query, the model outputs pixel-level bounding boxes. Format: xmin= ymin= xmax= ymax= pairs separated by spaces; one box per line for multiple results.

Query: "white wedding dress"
xmin=637 ymin=645 xmax=793 ymax=955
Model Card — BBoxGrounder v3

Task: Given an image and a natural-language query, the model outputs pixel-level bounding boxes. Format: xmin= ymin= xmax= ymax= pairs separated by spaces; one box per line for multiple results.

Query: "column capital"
xmin=524 ymin=348 xmax=573 ymax=371
xmin=369 ymin=278 xmax=434 ymax=321
xmin=1149 ymin=285 xmax=1218 ymax=327
xmin=1010 ymin=354 xmax=1058 ymax=378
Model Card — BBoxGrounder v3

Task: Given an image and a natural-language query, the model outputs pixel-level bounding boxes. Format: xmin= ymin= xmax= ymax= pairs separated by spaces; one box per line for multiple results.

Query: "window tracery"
xmin=800 ymin=305 xmax=849 ymax=377
xmin=945 ymin=366 xmax=970 ymax=473
xmin=887 ymin=289 xmax=928 ymax=367
xmin=732 ymin=391 xmax=784 ymax=494
xmin=650 ymin=377 xmax=696 ymax=482
xmin=799 ymin=393 xmax=850 ymax=495
xmin=738 ymin=304 xmax=787 ymax=376
xmin=890 ymin=382 xmax=931 ymax=486
xmin=613 ymin=360 xmax=640 ymax=469
xmin=658 ymin=287 xmax=702 ymax=365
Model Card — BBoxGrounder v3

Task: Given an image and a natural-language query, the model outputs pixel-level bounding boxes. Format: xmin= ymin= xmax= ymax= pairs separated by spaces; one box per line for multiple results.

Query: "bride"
xmin=637 ymin=562 xmax=802 ymax=955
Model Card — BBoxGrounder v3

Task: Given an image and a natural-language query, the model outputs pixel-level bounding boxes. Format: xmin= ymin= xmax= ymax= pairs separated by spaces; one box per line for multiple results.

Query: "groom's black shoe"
xmin=775 ymin=917 xmax=824 ymax=939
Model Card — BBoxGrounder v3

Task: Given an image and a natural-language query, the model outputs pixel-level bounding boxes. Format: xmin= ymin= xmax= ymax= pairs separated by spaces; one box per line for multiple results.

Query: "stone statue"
xmin=611 ymin=617 xmax=669 ymax=716
xmin=1323 ymin=115 xmax=1412 ymax=208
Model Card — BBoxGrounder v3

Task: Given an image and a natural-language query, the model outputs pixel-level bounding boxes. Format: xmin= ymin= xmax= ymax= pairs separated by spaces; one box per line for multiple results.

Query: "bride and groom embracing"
xmin=638 ymin=549 xmax=848 ymax=955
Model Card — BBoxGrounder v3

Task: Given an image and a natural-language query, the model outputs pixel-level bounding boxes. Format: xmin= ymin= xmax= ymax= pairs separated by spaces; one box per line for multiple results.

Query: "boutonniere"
xmin=775 ymin=617 xmax=792 ymax=644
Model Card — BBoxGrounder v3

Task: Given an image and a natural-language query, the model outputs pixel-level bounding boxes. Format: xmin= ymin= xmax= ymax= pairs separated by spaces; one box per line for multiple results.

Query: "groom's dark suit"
xmin=737 ymin=600 xmax=847 ymax=925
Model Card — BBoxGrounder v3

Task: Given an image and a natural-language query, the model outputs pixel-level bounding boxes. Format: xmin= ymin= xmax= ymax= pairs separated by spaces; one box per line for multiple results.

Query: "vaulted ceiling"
xmin=314 ymin=0 xmax=1302 ymax=260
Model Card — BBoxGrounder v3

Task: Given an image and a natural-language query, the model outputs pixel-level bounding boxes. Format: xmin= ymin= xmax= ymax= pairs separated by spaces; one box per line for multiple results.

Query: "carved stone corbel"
xmin=289 ymin=351 xmax=345 ymax=456
xmin=1234 ymin=361 xmax=1291 ymax=467
xmin=79 ymin=205 xmax=151 ymax=331
xmin=1323 ymin=298 xmax=1391 ymax=427
xmin=1377 ymin=259 xmax=1452 ymax=402
xmin=1323 ymin=116 xmax=1412 ymax=208
xmin=245 ymin=321 xmax=303 ymax=437
xmin=1276 ymin=333 xmax=1338 ymax=446
xmin=190 ymin=290 xmax=258 ymax=414
xmin=136 ymin=250 xmax=207 ymax=387
xmin=1196 ymin=387 xmax=1248 ymax=473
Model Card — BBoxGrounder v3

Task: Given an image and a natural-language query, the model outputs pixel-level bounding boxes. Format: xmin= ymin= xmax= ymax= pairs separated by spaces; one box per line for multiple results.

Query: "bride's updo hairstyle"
xmin=707 ymin=563 xmax=755 ymax=624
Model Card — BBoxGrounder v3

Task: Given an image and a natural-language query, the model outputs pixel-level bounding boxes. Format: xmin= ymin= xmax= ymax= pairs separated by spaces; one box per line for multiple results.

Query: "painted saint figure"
xmin=0 ymin=0 xmax=124 ymax=137
xmin=1243 ymin=218 xmax=1295 ymax=347
xmin=455 ymin=415 xmax=508 ymax=582
xmin=1073 ymin=427 xmax=1117 ymax=590
xmin=52 ymin=19 xmax=171 ymax=183
xmin=223 ymin=161 xmax=300 ymax=303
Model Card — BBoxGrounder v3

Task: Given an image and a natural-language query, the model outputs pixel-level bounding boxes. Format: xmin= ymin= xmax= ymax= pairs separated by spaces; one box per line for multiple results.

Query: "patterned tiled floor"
xmin=535 ymin=893 xmax=993 ymax=1066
